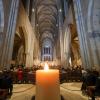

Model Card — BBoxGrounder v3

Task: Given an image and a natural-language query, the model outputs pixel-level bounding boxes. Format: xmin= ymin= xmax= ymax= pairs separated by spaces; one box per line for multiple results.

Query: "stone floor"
xmin=8 ymin=82 xmax=88 ymax=100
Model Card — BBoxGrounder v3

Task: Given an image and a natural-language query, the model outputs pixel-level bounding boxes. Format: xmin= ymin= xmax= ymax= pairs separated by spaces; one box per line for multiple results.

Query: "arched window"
xmin=41 ymin=38 xmax=53 ymax=61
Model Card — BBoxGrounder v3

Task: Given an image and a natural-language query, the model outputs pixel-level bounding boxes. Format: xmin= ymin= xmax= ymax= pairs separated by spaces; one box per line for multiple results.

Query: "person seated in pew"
xmin=81 ymin=70 xmax=98 ymax=95
xmin=7 ymin=70 xmax=13 ymax=95
xmin=94 ymin=76 xmax=100 ymax=96
xmin=0 ymin=70 xmax=9 ymax=99
xmin=87 ymin=76 xmax=100 ymax=100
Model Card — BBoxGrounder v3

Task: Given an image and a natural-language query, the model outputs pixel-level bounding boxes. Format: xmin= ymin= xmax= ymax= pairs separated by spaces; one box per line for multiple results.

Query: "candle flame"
xmin=44 ymin=63 xmax=49 ymax=70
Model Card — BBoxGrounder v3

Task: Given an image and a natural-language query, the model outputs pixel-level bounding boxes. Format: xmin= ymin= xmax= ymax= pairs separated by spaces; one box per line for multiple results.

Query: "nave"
xmin=0 ymin=0 xmax=100 ymax=100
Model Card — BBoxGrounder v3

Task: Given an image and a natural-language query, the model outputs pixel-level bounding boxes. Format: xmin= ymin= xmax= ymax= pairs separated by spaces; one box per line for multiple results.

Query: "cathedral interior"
xmin=0 ymin=0 xmax=100 ymax=100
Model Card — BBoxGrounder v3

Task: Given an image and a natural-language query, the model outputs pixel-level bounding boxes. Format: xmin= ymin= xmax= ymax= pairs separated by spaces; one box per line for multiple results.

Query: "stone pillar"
xmin=73 ymin=0 xmax=91 ymax=69
xmin=63 ymin=27 xmax=71 ymax=68
xmin=24 ymin=0 xmax=30 ymax=16
xmin=0 ymin=0 xmax=4 ymax=32
xmin=57 ymin=0 xmax=65 ymax=65
xmin=87 ymin=0 xmax=100 ymax=69
xmin=0 ymin=33 xmax=3 ymax=70
xmin=53 ymin=46 xmax=56 ymax=61
xmin=63 ymin=0 xmax=68 ymax=16
xmin=1 ymin=0 xmax=20 ymax=69
xmin=0 ymin=0 xmax=4 ymax=70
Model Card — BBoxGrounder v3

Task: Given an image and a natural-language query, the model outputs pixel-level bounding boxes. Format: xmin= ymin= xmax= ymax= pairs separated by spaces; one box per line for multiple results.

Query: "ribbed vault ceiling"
xmin=35 ymin=0 xmax=58 ymax=42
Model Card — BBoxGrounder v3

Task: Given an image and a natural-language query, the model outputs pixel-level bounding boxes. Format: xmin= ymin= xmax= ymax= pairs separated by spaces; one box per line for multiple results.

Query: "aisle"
xmin=9 ymin=83 xmax=87 ymax=100
xmin=60 ymin=82 xmax=87 ymax=100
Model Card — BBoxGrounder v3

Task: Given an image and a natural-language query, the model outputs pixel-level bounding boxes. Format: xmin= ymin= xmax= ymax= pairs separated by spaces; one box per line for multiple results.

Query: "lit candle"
xmin=35 ymin=63 xmax=61 ymax=100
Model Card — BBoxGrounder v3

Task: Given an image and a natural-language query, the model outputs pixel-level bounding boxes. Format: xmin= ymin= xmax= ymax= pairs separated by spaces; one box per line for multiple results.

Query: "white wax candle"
xmin=35 ymin=64 xmax=61 ymax=100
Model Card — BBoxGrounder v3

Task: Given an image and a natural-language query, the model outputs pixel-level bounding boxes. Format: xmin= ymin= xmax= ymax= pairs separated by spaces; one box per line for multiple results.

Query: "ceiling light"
xmin=32 ymin=8 xmax=35 ymax=12
xmin=59 ymin=9 xmax=62 ymax=12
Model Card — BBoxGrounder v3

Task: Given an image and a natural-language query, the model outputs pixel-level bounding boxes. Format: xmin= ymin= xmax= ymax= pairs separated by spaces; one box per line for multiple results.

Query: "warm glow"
xmin=44 ymin=63 xmax=49 ymax=70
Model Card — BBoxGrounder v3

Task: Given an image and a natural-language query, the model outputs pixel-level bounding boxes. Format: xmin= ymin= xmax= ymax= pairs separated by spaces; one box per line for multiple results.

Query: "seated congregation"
xmin=81 ymin=69 xmax=100 ymax=100
xmin=0 ymin=64 xmax=100 ymax=100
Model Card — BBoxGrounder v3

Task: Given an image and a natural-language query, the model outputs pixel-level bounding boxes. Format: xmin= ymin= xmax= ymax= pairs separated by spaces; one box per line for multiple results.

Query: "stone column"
xmin=53 ymin=46 xmax=56 ymax=61
xmin=73 ymin=0 xmax=91 ymax=69
xmin=0 ymin=0 xmax=4 ymax=32
xmin=0 ymin=33 xmax=3 ymax=70
xmin=63 ymin=0 xmax=68 ymax=16
xmin=57 ymin=0 xmax=65 ymax=65
xmin=0 ymin=0 xmax=4 ymax=70
xmin=87 ymin=0 xmax=100 ymax=69
xmin=24 ymin=0 xmax=30 ymax=16
xmin=1 ymin=0 xmax=20 ymax=69
xmin=63 ymin=27 xmax=71 ymax=68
